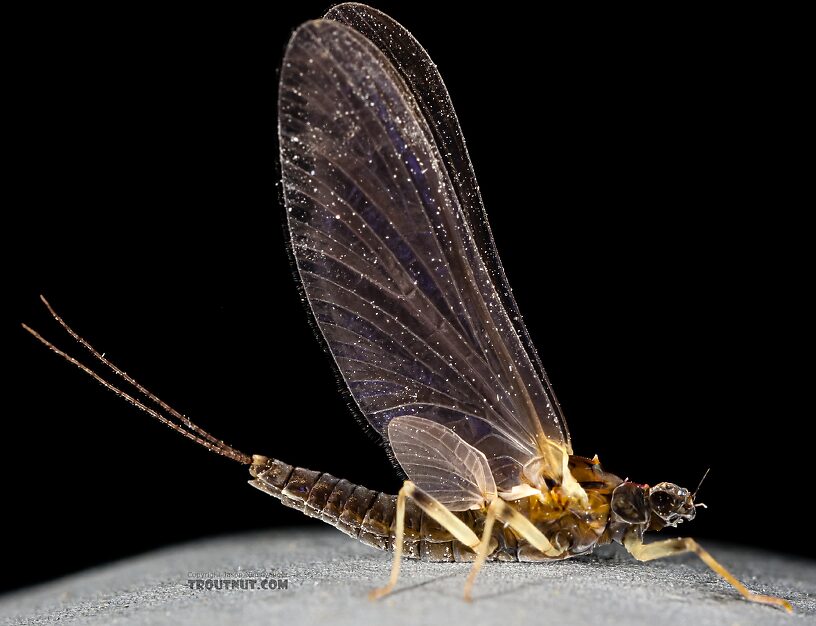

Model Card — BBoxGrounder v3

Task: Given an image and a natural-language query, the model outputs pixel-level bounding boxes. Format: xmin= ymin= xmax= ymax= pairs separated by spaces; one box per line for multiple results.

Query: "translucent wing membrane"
xmin=325 ymin=2 xmax=571 ymax=452
xmin=280 ymin=19 xmax=567 ymax=489
xmin=388 ymin=415 xmax=496 ymax=511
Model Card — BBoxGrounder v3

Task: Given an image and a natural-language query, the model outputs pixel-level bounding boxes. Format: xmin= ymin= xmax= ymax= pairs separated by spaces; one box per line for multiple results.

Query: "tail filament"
xmin=22 ymin=296 xmax=252 ymax=464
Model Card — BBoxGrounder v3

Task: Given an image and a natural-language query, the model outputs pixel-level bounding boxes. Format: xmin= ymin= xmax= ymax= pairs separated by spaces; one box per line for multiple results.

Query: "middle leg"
xmin=463 ymin=498 xmax=562 ymax=600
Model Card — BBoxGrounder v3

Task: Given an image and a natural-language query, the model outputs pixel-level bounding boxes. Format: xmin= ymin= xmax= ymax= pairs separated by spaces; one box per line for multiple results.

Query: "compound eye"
xmin=649 ymin=490 xmax=675 ymax=514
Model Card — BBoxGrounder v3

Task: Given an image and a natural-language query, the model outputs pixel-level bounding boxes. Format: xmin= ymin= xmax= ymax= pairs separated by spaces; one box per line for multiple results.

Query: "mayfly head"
xmin=648 ymin=482 xmax=697 ymax=527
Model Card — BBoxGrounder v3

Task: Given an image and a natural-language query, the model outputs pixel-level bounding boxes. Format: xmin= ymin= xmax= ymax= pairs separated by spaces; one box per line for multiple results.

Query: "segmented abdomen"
xmin=249 ymin=458 xmax=520 ymax=562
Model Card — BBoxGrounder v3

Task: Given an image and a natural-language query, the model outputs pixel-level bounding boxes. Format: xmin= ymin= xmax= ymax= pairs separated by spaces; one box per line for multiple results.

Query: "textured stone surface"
xmin=1 ymin=528 xmax=813 ymax=625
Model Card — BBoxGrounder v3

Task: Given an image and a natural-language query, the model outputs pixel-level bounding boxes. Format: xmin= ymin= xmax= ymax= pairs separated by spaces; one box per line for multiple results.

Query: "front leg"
xmin=623 ymin=532 xmax=792 ymax=612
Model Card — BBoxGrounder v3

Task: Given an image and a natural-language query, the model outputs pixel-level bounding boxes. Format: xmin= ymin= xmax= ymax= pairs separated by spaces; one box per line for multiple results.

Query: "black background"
xmin=6 ymin=2 xmax=810 ymax=593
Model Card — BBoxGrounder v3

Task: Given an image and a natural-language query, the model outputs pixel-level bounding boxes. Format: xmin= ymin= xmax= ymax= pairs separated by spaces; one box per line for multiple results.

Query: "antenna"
xmin=693 ymin=467 xmax=711 ymax=499
xmin=23 ymin=296 xmax=252 ymax=465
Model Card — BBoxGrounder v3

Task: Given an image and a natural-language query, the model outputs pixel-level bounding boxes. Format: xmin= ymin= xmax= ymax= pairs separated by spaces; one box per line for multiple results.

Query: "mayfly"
xmin=24 ymin=3 xmax=792 ymax=612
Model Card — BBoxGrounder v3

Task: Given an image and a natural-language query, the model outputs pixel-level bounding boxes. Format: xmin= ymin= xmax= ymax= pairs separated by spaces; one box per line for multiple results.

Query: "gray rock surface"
xmin=1 ymin=528 xmax=813 ymax=625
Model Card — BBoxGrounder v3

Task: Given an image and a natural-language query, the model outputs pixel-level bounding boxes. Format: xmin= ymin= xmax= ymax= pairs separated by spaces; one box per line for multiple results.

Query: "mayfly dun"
xmin=24 ymin=3 xmax=792 ymax=612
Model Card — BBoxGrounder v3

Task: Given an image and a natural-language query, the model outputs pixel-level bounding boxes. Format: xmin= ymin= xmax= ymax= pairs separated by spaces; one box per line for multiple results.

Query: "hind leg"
xmin=369 ymin=480 xmax=481 ymax=600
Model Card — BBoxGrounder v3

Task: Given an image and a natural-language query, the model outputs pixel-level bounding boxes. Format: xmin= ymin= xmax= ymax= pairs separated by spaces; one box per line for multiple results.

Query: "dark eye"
xmin=650 ymin=491 xmax=674 ymax=512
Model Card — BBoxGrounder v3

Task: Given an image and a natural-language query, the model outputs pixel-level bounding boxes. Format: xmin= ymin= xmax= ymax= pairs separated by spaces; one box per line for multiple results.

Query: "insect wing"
xmin=325 ymin=3 xmax=571 ymax=453
xmin=280 ymin=19 xmax=564 ymax=489
xmin=388 ymin=415 xmax=496 ymax=511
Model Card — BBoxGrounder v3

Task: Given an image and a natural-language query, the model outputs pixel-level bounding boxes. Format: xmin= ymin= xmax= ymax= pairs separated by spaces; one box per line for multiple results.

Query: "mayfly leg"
xmin=623 ymin=533 xmax=793 ymax=612
xmin=463 ymin=499 xmax=562 ymax=601
xmin=370 ymin=481 xmax=481 ymax=600
xmin=372 ymin=479 xmax=567 ymax=602
xmin=462 ymin=499 xmax=500 ymax=601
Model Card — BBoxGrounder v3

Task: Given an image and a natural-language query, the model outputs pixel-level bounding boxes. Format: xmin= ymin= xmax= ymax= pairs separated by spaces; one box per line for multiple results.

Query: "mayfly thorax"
xmin=24 ymin=3 xmax=792 ymax=613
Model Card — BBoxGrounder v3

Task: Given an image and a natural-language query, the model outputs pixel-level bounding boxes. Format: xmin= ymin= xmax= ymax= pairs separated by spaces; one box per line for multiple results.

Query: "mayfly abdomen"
xmin=248 ymin=456 xmax=420 ymax=557
xmin=248 ymin=456 xmax=520 ymax=562
xmin=248 ymin=457 xmax=390 ymax=548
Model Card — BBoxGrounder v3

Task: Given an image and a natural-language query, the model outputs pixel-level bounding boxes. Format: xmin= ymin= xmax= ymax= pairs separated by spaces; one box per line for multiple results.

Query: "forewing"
xmin=325 ymin=2 xmax=571 ymax=453
xmin=388 ymin=415 xmax=496 ymax=511
xmin=280 ymin=19 xmax=562 ymax=488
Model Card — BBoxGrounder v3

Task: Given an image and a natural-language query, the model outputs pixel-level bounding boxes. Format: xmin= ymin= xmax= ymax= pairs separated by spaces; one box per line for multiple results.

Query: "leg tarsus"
xmin=624 ymin=534 xmax=793 ymax=613
xmin=368 ymin=482 xmax=407 ymax=601
xmin=374 ymin=483 xmax=566 ymax=602
xmin=463 ymin=499 xmax=500 ymax=602
xmin=462 ymin=498 xmax=562 ymax=601
xmin=370 ymin=481 xmax=481 ymax=601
